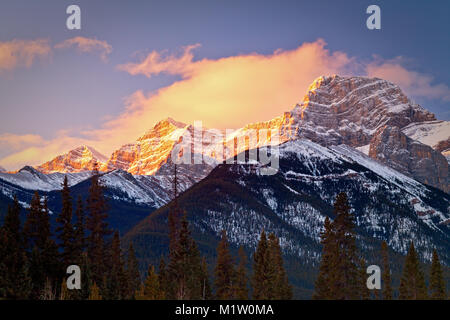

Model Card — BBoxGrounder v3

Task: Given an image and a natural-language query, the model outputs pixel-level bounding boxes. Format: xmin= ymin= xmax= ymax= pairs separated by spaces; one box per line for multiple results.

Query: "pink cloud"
xmin=0 ymin=39 xmax=51 ymax=72
xmin=55 ymin=36 xmax=112 ymax=62
xmin=117 ymin=43 xmax=200 ymax=78
xmin=366 ymin=58 xmax=450 ymax=101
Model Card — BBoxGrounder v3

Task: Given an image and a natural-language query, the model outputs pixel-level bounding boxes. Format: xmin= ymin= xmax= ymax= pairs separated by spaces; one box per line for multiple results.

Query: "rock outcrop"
xmin=37 ymin=145 xmax=107 ymax=174
xmin=369 ymin=126 xmax=449 ymax=192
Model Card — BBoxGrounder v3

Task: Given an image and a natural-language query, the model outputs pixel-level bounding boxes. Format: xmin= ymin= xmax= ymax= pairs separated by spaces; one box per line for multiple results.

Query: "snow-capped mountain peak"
xmin=104 ymin=116 xmax=209 ymax=175
xmin=231 ymin=75 xmax=448 ymax=191
xmin=7 ymin=75 xmax=449 ymax=192
xmin=36 ymin=145 xmax=108 ymax=174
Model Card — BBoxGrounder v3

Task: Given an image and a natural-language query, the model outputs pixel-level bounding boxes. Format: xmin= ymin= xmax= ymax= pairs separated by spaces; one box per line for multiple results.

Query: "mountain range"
xmin=10 ymin=75 xmax=448 ymax=190
xmin=0 ymin=75 xmax=449 ymax=297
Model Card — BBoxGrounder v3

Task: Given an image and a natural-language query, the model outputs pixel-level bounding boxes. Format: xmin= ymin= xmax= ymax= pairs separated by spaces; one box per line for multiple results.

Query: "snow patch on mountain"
xmin=356 ymin=144 xmax=370 ymax=155
xmin=402 ymin=120 xmax=450 ymax=149
xmin=0 ymin=166 xmax=92 ymax=192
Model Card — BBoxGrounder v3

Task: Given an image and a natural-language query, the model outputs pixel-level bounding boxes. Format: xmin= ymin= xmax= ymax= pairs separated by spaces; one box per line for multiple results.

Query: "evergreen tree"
xmin=23 ymin=191 xmax=43 ymax=251
xmin=235 ymin=246 xmax=249 ymax=300
xmin=103 ymin=231 xmax=128 ymax=300
xmin=399 ymin=242 xmax=428 ymax=300
xmin=89 ymin=282 xmax=102 ymax=300
xmin=72 ymin=196 xmax=86 ymax=265
xmin=200 ymin=257 xmax=212 ymax=300
xmin=313 ymin=217 xmax=334 ymax=300
xmin=185 ymin=229 xmax=204 ymax=299
xmin=380 ymin=241 xmax=392 ymax=300
xmin=59 ymin=278 xmax=68 ymax=300
xmin=0 ymin=197 xmax=31 ymax=299
xmin=164 ymin=167 xmax=209 ymax=300
xmin=214 ymin=230 xmax=236 ymax=299
xmin=167 ymin=213 xmax=204 ymax=299
xmin=40 ymin=198 xmax=61 ymax=297
xmin=267 ymin=233 xmax=292 ymax=299
xmin=86 ymin=166 xmax=111 ymax=287
xmin=358 ymin=258 xmax=370 ymax=300
xmin=252 ymin=230 xmax=270 ymax=299
xmin=56 ymin=176 xmax=75 ymax=268
xmin=331 ymin=192 xmax=359 ymax=299
xmin=0 ymin=228 xmax=7 ymax=297
xmin=158 ymin=257 xmax=168 ymax=300
xmin=40 ymin=278 xmax=57 ymax=300
xmin=142 ymin=265 xmax=162 ymax=299
xmin=429 ymin=249 xmax=446 ymax=300
xmin=80 ymin=252 xmax=92 ymax=300
xmin=127 ymin=242 xmax=141 ymax=299
xmin=24 ymin=193 xmax=60 ymax=299
xmin=313 ymin=193 xmax=361 ymax=300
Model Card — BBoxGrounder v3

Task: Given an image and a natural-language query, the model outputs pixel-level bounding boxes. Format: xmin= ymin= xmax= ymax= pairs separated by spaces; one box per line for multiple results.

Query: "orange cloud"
xmin=366 ymin=58 xmax=450 ymax=102
xmin=0 ymin=133 xmax=44 ymax=153
xmin=0 ymin=132 xmax=98 ymax=171
xmin=0 ymin=39 xmax=51 ymax=72
xmin=112 ymin=39 xmax=355 ymax=132
xmin=55 ymin=36 xmax=112 ymax=62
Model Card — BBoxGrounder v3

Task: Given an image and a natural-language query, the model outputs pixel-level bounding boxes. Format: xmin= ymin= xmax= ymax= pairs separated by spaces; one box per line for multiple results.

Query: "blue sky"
xmin=0 ymin=0 xmax=449 ymax=169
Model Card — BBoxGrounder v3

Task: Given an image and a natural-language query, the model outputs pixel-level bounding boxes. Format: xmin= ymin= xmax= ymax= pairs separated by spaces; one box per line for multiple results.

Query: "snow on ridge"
xmin=276 ymin=139 xmax=342 ymax=162
xmin=259 ymin=139 xmax=428 ymax=199
xmin=99 ymin=170 xmax=158 ymax=205
xmin=0 ymin=170 xmax=92 ymax=192
xmin=330 ymin=144 xmax=425 ymax=197
xmin=356 ymin=144 xmax=370 ymax=155
xmin=402 ymin=120 xmax=450 ymax=149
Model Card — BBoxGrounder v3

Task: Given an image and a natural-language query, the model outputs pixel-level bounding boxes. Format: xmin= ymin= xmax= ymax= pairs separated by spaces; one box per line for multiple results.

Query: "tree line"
xmin=313 ymin=192 xmax=447 ymax=300
xmin=0 ymin=168 xmax=446 ymax=300
xmin=133 ymin=165 xmax=292 ymax=300
xmin=0 ymin=167 xmax=292 ymax=300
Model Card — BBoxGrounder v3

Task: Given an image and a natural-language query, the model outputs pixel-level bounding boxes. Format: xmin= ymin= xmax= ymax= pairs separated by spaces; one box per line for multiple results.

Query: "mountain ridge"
xmin=122 ymin=139 xmax=450 ymax=298
xmin=1 ymin=75 xmax=448 ymax=193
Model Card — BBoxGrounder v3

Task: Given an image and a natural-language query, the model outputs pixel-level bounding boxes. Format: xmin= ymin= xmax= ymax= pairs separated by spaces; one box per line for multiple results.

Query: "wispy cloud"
xmin=0 ymin=39 xmax=51 ymax=72
xmin=117 ymin=43 xmax=200 ymax=77
xmin=55 ymin=36 xmax=112 ymax=62
xmin=366 ymin=57 xmax=450 ymax=102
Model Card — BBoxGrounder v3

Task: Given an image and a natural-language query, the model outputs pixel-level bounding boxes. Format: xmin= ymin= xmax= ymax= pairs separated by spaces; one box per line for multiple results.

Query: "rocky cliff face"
xmin=104 ymin=118 xmax=189 ymax=175
xmin=268 ymin=75 xmax=437 ymax=146
xmin=369 ymin=126 xmax=449 ymax=192
xmin=104 ymin=117 xmax=219 ymax=176
xmin=37 ymin=145 xmax=108 ymax=174
xmin=244 ymin=75 xmax=448 ymax=192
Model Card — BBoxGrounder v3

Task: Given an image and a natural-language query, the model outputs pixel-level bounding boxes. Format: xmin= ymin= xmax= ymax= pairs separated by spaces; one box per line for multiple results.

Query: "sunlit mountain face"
xmin=9 ymin=75 xmax=446 ymax=193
